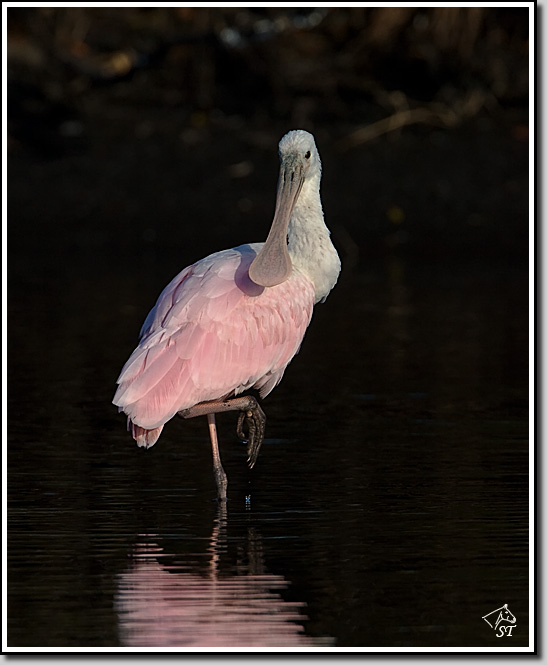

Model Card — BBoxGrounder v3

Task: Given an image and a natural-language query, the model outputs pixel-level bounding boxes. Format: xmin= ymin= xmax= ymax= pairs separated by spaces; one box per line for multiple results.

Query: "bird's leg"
xmin=207 ymin=413 xmax=227 ymax=501
xmin=179 ymin=396 xmax=266 ymax=468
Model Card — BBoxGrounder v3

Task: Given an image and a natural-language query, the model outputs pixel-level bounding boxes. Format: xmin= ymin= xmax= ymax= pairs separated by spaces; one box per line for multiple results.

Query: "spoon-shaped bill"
xmin=249 ymin=156 xmax=305 ymax=288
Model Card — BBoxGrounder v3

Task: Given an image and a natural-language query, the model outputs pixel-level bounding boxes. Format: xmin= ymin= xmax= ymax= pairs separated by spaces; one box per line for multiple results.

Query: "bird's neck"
xmin=287 ymin=174 xmax=341 ymax=303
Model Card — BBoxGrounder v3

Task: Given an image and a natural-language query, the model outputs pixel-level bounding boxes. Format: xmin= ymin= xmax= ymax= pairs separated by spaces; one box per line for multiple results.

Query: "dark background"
xmin=7 ymin=6 xmax=531 ymax=650
xmin=8 ymin=6 xmax=529 ymax=265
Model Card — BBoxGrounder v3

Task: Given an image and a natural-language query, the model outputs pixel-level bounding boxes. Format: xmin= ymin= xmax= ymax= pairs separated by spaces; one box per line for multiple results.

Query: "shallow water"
xmin=7 ymin=246 xmax=529 ymax=648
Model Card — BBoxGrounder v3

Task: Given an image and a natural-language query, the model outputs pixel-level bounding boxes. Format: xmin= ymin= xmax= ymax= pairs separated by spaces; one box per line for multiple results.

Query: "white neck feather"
xmin=287 ymin=173 xmax=341 ymax=303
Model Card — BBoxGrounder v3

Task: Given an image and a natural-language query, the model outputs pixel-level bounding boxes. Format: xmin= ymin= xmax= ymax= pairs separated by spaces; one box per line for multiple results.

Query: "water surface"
xmin=8 ymin=249 xmax=529 ymax=648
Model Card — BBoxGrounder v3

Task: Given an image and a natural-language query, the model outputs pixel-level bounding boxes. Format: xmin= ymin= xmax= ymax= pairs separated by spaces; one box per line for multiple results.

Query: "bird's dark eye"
xmin=305 ymin=151 xmax=311 ymax=159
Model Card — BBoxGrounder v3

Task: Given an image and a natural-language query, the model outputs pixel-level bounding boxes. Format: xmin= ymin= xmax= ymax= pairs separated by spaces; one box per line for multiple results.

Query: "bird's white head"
xmin=278 ymin=129 xmax=322 ymax=180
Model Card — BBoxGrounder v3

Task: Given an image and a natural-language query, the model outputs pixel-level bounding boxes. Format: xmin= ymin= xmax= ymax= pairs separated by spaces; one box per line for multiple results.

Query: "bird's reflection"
xmin=115 ymin=506 xmax=333 ymax=647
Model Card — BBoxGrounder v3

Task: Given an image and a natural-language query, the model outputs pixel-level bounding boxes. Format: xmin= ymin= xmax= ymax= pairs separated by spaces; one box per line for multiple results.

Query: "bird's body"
xmin=114 ymin=129 xmax=340 ymax=499
xmin=115 ymin=244 xmax=316 ymax=446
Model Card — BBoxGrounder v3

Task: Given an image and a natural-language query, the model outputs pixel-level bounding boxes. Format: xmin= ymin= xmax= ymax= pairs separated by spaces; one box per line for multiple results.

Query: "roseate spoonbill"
xmin=113 ymin=129 xmax=340 ymax=500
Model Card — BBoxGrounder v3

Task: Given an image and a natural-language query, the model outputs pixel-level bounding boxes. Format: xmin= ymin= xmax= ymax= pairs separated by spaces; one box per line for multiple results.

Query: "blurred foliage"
xmin=7 ymin=6 xmax=529 ymax=132
xmin=7 ymin=6 xmax=530 ymax=262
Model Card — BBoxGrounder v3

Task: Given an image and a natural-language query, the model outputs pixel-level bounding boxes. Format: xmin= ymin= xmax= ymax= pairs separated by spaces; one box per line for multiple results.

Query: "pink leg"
xmin=179 ymin=396 xmax=266 ymax=468
xmin=207 ymin=413 xmax=228 ymax=501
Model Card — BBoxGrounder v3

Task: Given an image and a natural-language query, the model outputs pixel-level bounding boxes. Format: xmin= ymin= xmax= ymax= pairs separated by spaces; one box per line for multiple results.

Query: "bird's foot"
xmin=178 ymin=395 xmax=266 ymax=469
xmin=236 ymin=398 xmax=266 ymax=468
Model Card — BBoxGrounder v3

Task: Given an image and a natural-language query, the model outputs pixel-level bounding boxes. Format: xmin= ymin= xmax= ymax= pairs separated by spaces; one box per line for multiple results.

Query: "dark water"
xmin=8 ymin=245 xmax=529 ymax=648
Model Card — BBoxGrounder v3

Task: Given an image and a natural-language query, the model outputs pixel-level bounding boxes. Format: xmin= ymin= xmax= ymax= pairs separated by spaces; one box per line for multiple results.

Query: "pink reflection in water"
xmin=115 ymin=522 xmax=332 ymax=647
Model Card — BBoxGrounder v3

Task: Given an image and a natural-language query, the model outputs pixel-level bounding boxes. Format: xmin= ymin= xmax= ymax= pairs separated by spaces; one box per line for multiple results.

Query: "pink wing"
xmin=113 ymin=244 xmax=315 ymax=445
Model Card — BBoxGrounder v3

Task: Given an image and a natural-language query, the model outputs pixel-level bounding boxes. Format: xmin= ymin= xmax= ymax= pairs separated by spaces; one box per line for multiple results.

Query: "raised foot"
xmin=178 ymin=395 xmax=267 ymax=471
xmin=236 ymin=397 xmax=266 ymax=469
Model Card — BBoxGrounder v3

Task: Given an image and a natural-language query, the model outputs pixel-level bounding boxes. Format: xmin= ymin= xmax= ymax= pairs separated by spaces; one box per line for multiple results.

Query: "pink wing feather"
xmin=113 ymin=244 xmax=315 ymax=447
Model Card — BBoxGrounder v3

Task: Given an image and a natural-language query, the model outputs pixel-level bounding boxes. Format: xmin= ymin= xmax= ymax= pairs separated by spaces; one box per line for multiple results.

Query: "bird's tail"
xmin=128 ymin=418 xmax=163 ymax=449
